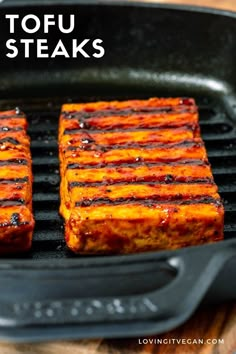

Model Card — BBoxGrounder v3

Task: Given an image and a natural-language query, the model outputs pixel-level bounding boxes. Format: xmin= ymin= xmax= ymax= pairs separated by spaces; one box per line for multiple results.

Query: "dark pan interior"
xmin=0 ymin=92 xmax=234 ymax=259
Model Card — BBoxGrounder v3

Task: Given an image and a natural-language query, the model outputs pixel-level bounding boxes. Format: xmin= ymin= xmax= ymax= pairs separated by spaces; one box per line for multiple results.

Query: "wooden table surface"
xmin=135 ymin=0 xmax=236 ymax=12
xmin=1 ymin=1 xmax=236 ymax=353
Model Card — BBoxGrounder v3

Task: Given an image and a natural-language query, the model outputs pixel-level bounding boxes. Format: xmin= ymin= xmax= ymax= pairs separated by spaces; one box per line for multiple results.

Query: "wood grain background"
xmin=0 ymin=1 xmax=235 ymax=353
xmin=137 ymin=0 xmax=236 ymax=11
xmin=0 ymin=303 xmax=236 ymax=354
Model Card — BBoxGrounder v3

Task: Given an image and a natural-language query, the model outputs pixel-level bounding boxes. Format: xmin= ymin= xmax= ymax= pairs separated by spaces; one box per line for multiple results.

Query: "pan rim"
xmin=1 ymin=0 xmax=236 ymax=19
xmin=0 ymin=238 xmax=234 ymax=268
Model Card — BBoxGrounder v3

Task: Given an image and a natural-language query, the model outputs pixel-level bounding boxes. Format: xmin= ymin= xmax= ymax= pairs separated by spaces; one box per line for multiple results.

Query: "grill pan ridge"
xmin=0 ymin=1 xmax=235 ymax=342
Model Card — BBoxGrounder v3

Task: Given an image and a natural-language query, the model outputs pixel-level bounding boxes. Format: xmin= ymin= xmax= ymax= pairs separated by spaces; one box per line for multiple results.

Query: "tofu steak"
xmin=59 ymin=98 xmax=224 ymax=254
xmin=0 ymin=109 xmax=34 ymax=254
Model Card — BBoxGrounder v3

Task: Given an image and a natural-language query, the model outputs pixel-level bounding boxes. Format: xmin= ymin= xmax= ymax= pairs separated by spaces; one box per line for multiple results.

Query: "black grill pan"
xmin=0 ymin=0 xmax=235 ymax=342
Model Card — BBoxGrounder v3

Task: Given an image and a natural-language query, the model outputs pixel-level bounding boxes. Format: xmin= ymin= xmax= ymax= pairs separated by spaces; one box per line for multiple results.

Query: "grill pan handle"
xmin=0 ymin=244 xmax=234 ymax=337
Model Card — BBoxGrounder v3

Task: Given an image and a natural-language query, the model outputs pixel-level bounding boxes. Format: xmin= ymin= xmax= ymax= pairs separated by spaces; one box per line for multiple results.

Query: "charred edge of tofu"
xmin=59 ymin=97 xmax=224 ymax=254
xmin=0 ymin=109 xmax=34 ymax=254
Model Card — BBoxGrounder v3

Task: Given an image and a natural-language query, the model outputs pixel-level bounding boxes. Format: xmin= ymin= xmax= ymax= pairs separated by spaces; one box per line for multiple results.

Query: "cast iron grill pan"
xmin=0 ymin=94 xmax=234 ymax=342
xmin=13 ymin=96 xmax=236 ymax=258
xmin=0 ymin=1 xmax=235 ymax=342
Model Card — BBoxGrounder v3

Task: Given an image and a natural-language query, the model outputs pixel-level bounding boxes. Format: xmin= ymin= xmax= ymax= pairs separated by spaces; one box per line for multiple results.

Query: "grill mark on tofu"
xmin=67 ymin=159 xmax=207 ymax=170
xmin=0 ymin=137 xmax=20 ymax=145
xmin=62 ymin=105 xmax=196 ymax=120
xmin=0 ymin=177 xmax=29 ymax=184
xmin=0 ymin=198 xmax=25 ymax=207
xmin=63 ymin=123 xmax=197 ymax=135
xmin=66 ymin=164 xmax=213 ymax=186
xmin=68 ymin=177 xmax=214 ymax=188
xmin=0 ymin=127 xmax=23 ymax=132
xmin=75 ymin=196 xmax=221 ymax=207
xmin=66 ymin=139 xmax=204 ymax=152
xmin=0 ymin=159 xmax=28 ymax=166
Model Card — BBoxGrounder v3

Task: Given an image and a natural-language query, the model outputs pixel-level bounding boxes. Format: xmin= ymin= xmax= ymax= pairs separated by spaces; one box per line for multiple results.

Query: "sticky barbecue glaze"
xmin=59 ymin=98 xmax=224 ymax=254
xmin=0 ymin=109 xmax=34 ymax=254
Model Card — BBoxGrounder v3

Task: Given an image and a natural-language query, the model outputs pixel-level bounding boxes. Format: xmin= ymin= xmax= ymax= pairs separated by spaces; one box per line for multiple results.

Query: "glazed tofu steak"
xmin=59 ymin=98 xmax=224 ymax=254
xmin=0 ymin=109 xmax=34 ymax=253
